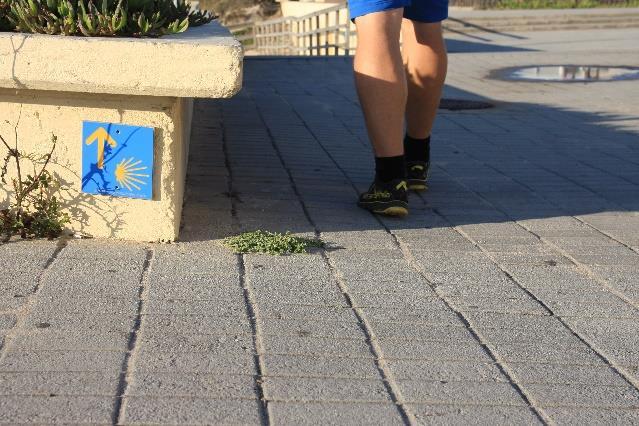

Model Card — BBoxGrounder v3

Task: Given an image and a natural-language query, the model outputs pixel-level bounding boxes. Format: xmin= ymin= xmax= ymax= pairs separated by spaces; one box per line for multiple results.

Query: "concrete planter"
xmin=0 ymin=22 xmax=243 ymax=241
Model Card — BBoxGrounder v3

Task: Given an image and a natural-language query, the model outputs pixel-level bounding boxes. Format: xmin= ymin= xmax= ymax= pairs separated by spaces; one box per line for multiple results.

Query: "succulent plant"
xmin=1 ymin=0 xmax=216 ymax=37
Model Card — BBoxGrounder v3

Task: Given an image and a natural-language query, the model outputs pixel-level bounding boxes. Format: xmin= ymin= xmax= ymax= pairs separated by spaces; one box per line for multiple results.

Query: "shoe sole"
xmin=358 ymin=201 xmax=409 ymax=217
xmin=374 ymin=206 xmax=409 ymax=217
xmin=409 ymin=184 xmax=428 ymax=191
xmin=408 ymin=179 xmax=428 ymax=192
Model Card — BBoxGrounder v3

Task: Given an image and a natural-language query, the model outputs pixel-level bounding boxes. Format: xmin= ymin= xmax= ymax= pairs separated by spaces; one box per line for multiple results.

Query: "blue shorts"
xmin=349 ymin=0 xmax=448 ymax=23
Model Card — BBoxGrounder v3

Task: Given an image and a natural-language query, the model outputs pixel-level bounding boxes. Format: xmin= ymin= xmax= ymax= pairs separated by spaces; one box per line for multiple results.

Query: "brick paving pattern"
xmin=1 ymin=28 xmax=638 ymax=424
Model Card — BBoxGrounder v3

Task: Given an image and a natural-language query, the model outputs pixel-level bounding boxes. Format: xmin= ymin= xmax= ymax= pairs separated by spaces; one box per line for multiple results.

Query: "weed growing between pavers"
xmin=0 ymin=132 xmax=69 ymax=240
xmin=222 ymin=230 xmax=324 ymax=255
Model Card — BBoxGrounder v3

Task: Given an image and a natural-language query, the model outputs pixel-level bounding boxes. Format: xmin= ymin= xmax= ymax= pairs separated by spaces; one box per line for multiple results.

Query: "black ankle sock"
xmin=404 ymin=135 xmax=431 ymax=163
xmin=375 ymin=155 xmax=406 ymax=183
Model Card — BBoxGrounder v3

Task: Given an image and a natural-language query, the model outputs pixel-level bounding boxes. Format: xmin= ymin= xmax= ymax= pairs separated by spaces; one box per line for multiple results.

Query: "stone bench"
xmin=0 ymin=22 xmax=243 ymax=241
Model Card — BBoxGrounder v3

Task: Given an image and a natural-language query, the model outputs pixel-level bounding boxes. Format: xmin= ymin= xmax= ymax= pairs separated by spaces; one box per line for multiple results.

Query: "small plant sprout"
xmin=1 ymin=132 xmax=70 ymax=240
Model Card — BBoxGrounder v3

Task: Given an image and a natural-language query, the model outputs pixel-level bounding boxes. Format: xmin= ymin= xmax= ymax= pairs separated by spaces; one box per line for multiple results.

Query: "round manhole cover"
xmin=439 ymin=99 xmax=494 ymax=111
xmin=496 ymin=65 xmax=639 ymax=82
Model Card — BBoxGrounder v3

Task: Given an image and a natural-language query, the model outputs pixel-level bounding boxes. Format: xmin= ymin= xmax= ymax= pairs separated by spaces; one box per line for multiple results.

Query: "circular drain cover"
xmin=439 ymin=99 xmax=494 ymax=110
xmin=497 ymin=65 xmax=639 ymax=82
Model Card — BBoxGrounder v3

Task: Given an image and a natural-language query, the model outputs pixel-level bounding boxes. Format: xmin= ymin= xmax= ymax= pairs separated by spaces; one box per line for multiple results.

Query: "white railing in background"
xmin=231 ymin=3 xmax=354 ymax=56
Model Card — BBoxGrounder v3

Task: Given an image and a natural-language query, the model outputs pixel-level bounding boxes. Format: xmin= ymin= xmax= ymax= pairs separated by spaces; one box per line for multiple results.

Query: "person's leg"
xmin=400 ymin=7 xmax=449 ymax=191
xmin=353 ymin=7 xmax=410 ymax=216
xmin=402 ymin=20 xmax=448 ymax=140
xmin=354 ymin=8 xmax=406 ymax=158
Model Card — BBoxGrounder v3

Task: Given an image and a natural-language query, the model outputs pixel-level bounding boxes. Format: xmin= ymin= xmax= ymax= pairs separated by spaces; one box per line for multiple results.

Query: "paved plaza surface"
xmin=1 ymin=28 xmax=639 ymax=424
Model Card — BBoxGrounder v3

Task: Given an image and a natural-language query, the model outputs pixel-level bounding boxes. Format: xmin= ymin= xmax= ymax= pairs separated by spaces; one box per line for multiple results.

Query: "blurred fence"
xmin=227 ymin=0 xmax=638 ymax=55
xmin=242 ymin=3 xmax=354 ymax=56
xmin=449 ymin=0 xmax=633 ymax=7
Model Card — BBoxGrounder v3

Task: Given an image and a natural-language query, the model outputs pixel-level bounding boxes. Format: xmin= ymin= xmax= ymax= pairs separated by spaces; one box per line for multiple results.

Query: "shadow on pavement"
xmin=180 ymin=57 xmax=639 ymax=244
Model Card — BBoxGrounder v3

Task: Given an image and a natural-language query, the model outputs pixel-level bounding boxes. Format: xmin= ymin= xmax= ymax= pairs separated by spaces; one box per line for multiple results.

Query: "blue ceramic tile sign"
xmin=81 ymin=121 xmax=154 ymax=200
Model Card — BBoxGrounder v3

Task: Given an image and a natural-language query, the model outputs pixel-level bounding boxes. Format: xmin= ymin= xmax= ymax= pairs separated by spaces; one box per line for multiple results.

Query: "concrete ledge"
xmin=0 ymin=22 xmax=243 ymax=98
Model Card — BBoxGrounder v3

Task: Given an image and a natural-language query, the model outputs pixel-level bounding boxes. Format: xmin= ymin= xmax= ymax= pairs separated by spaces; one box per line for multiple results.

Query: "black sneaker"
xmin=407 ymin=161 xmax=429 ymax=191
xmin=358 ymin=179 xmax=409 ymax=217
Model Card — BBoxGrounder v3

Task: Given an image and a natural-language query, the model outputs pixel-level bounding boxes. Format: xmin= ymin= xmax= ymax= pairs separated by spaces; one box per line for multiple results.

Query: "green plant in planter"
xmin=1 ymin=132 xmax=70 ymax=240
xmin=4 ymin=0 xmax=216 ymax=37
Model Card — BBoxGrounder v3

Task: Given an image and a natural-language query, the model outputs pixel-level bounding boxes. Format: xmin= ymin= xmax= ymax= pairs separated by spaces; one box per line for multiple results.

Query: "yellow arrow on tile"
xmin=85 ymin=127 xmax=118 ymax=169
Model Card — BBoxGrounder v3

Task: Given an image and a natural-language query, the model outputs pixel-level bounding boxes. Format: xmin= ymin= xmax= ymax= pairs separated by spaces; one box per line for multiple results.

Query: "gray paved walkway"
xmin=1 ymin=29 xmax=639 ymax=424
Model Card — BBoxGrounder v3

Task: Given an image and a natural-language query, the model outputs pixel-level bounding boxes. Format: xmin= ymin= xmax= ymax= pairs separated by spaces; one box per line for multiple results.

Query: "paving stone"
xmin=37 ymin=277 xmax=141 ymax=298
xmin=263 ymin=377 xmax=392 ymax=402
xmin=571 ymin=254 xmax=639 ymax=266
xmin=446 ymin=294 xmax=548 ymax=315
xmin=253 ymin=287 xmax=349 ymax=307
xmin=361 ymin=304 xmax=460 ymax=324
xmin=127 ymin=372 xmax=257 ymax=398
xmin=45 ymin=258 xmax=145 ymax=280
xmin=122 ymin=397 xmax=263 ymax=424
xmin=134 ymin=349 xmax=255 ymax=374
xmin=269 ymin=402 xmax=404 ymax=425
xmin=478 ymin=323 xmax=587 ymax=347
xmin=0 ymin=313 xmax=17 ymax=330
xmin=258 ymin=318 xmax=365 ymax=339
xmin=409 ymin=404 xmax=542 ymax=425
xmin=30 ymin=296 xmax=139 ymax=316
xmin=386 ymin=360 xmax=507 ymax=382
xmin=380 ymin=340 xmax=491 ymax=362
xmin=262 ymin=354 xmax=379 ymax=379
xmin=60 ymin=239 xmax=147 ymax=258
xmin=23 ymin=313 xmax=136 ymax=333
xmin=259 ymin=304 xmax=358 ymax=322
xmin=138 ymin=331 xmax=255 ymax=353
xmin=369 ymin=322 xmax=473 ymax=342
xmin=0 ymin=350 xmax=125 ymax=372
xmin=524 ymin=383 xmax=639 ymax=408
xmin=489 ymin=253 xmax=573 ymax=267
xmin=0 ymin=291 xmax=32 ymax=312
xmin=507 ymin=362 xmax=629 ymax=387
xmin=10 ymin=329 xmax=130 ymax=350
xmin=262 ymin=335 xmax=372 ymax=357
xmin=147 ymin=280 xmax=245 ymax=301
xmin=143 ymin=298 xmax=248 ymax=318
xmin=543 ymin=297 xmax=637 ymax=318
xmin=0 ymin=396 xmax=115 ymax=423
xmin=142 ymin=314 xmax=252 ymax=335
xmin=344 ymin=278 xmax=435 ymax=294
xmin=488 ymin=342 xmax=603 ymax=365
xmin=349 ymin=292 xmax=442 ymax=308
xmin=0 ymin=371 xmax=119 ymax=396
xmin=465 ymin=312 xmax=567 ymax=335
xmin=544 ymin=407 xmax=639 ymax=424
xmin=398 ymin=380 xmax=526 ymax=405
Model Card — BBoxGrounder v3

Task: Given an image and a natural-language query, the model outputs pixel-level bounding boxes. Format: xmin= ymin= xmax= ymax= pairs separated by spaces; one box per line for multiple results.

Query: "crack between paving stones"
xmin=0 ymin=238 xmax=67 ymax=360
xmin=454 ymin=223 xmax=639 ymax=392
xmin=431 ymin=137 xmax=639 ymax=312
xmin=394 ymin=232 xmax=554 ymax=426
xmin=113 ymin=247 xmax=154 ymax=426
xmin=438 ymin=119 xmax=639 ymax=309
xmin=263 ymin=87 xmax=556 ymax=425
xmin=221 ymin=102 xmax=271 ymax=426
xmin=427 ymin=167 xmax=639 ymax=393
xmin=251 ymin=93 xmax=416 ymax=426
xmin=573 ymin=217 xmax=639 ymax=257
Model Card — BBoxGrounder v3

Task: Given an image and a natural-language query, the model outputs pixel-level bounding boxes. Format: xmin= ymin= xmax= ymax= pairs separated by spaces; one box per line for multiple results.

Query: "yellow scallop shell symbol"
xmin=114 ymin=157 xmax=150 ymax=191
